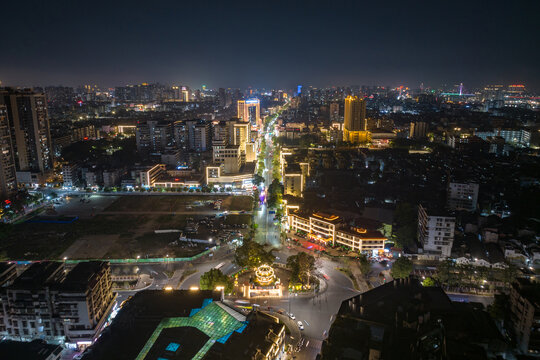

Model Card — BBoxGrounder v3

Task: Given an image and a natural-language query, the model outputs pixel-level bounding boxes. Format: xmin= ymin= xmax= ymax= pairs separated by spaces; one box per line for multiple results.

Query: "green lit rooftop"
xmin=136 ymin=300 xmax=247 ymax=360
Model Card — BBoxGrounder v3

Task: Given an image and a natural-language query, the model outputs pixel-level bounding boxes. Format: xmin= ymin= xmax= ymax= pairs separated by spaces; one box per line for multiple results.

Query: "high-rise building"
xmin=52 ymin=261 xmax=115 ymax=346
xmin=173 ymin=120 xmax=188 ymax=149
xmin=418 ymin=204 xmax=455 ymax=258
xmin=0 ymin=105 xmax=16 ymax=199
xmin=0 ymin=88 xmax=54 ymax=175
xmin=233 ymin=122 xmax=250 ymax=164
xmin=212 ymin=145 xmax=241 ymax=174
xmin=185 ymin=120 xmax=210 ymax=152
xmin=409 ymin=121 xmax=427 ymax=139
xmin=329 ymin=102 xmax=340 ymax=122
xmin=344 ymin=96 xmax=366 ymax=131
xmin=343 ymin=96 xmax=369 ymax=143
xmin=181 ymin=86 xmax=190 ymax=102
xmin=237 ymin=99 xmax=261 ymax=128
xmin=135 ymin=121 xmax=173 ymax=153
xmin=509 ymin=278 xmax=540 ymax=353
xmin=447 ymin=182 xmax=479 ymax=211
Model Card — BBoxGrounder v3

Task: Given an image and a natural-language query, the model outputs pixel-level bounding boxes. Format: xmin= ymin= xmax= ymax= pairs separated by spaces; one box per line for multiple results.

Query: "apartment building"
xmin=447 ymin=182 xmax=479 ymax=211
xmin=0 ymin=105 xmax=17 ymax=198
xmin=418 ymin=204 xmax=456 ymax=258
xmin=52 ymin=262 xmax=115 ymax=346
xmin=509 ymin=278 xmax=540 ymax=354
xmin=0 ymin=261 xmax=115 ymax=348
xmin=0 ymin=262 xmax=66 ymax=341
xmin=62 ymin=163 xmax=80 ymax=187
xmin=212 ymin=145 xmax=242 ymax=174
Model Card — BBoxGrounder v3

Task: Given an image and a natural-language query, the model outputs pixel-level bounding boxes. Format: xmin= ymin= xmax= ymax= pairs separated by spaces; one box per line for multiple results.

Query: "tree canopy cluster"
xmin=267 ymin=179 xmax=283 ymax=208
xmin=199 ymin=268 xmax=234 ymax=293
xmin=234 ymin=239 xmax=275 ymax=269
xmin=434 ymin=259 xmax=517 ymax=287
xmin=392 ymin=202 xmax=417 ymax=249
xmin=287 ymin=252 xmax=316 ymax=285
xmin=390 ymin=256 xmax=413 ymax=279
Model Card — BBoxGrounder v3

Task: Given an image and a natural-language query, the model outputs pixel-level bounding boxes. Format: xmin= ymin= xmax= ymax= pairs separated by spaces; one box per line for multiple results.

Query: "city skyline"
xmin=1 ymin=0 xmax=538 ymax=90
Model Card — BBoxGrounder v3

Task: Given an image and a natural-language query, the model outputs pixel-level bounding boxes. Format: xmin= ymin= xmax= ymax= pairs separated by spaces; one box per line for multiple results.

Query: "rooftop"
xmin=339 ymin=227 xmax=386 ymax=239
xmin=59 ymin=261 xmax=107 ymax=292
xmin=205 ymin=311 xmax=284 ymax=360
xmin=0 ymin=340 xmax=63 ymax=360
xmin=323 ymin=277 xmax=505 ymax=359
xmin=10 ymin=262 xmax=64 ymax=290
xmin=83 ymin=290 xmax=247 ymax=360
xmin=312 ymin=212 xmax=342 ymax=224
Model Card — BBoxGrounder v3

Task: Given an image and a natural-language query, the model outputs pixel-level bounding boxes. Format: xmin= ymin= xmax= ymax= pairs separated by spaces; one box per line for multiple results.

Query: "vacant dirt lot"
xmin=104 ymin=195 xmax=253 ymax=212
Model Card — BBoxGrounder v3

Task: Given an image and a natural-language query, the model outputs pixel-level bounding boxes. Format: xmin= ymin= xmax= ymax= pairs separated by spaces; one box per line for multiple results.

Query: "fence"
xmin=58 ymin=247 xmax=219 ymax=265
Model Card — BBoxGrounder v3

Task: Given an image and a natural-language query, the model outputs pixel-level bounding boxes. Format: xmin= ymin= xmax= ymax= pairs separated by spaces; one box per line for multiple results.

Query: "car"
xmin=289 ymin=313 xmax=296 ymax=320
xmin=297 ymin=321 xmax=304 ymax=330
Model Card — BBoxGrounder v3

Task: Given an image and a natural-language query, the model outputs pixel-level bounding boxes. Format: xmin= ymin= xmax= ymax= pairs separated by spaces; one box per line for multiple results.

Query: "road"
xmin=253 ymin=122 xmax=281 ymax=248
xmin=447 ymin=293 xmax=495 ymax=308
xmin=368 ymin=261 xmax=391 ymax=287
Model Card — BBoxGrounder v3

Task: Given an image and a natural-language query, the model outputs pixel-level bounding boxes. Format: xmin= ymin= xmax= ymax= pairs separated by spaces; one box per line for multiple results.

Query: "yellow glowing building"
xmin=237 ymin=99 xmax=261 ymax=129
xmin=343 ymin=95 xmax=370 ymax=143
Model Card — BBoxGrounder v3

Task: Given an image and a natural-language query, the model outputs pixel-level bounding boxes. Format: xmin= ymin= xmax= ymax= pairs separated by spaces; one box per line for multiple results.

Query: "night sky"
xmin=1 ymin=0 xmax=539 ymax=90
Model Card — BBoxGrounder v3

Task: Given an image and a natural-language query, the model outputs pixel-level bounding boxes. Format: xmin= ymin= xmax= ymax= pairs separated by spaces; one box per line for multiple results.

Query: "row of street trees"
xmin=287 ymin=252 xmax=316 ymax=286
xmin=434 ymin=259 xmax=517 ymax=288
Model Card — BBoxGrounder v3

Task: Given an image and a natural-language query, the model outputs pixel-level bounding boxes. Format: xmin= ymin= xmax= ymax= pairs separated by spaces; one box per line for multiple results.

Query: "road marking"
xmin=304 ymin=320 xmax=310 ymax=326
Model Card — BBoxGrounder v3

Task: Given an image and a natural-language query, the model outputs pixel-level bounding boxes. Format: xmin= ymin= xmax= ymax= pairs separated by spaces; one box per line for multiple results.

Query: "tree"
xmin=390 ymin=257 xmax=413 ymax=279
xmin=392 ymin=202 xmax=418 ymax=249
xmin=287 ymin=252 xmax=316 ymax=285
xmin=422 ymin=277 xmax=436 ymax=287
xmin=357 ymin=254 xmax=371 ymax=275
xmin=234 ymin=239 xmax=275 ymax=268
xmin=502 ymin=264 xmax=518 ymax=285
xmin=253 ymin=174 xmax=265 ymax=186
xmin=199 ymin=269 xmax=234 ymax=293
xmin=267 ymin=178 xmax=283 ymax=208
xmin=434 ymin=259 xmax=454 ymax=285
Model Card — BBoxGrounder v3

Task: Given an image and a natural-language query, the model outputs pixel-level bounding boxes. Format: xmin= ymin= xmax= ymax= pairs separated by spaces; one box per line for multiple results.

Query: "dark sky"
xmin=1 ymin=0 xmax=539 ymax=90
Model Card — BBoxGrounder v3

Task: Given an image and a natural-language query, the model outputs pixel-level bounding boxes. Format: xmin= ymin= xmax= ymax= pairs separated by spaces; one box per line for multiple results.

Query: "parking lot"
xmin=3 ymin=194 xmax=254 ymax=260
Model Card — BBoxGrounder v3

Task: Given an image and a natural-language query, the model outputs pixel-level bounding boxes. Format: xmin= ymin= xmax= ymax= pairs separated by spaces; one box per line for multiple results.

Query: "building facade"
xmin=0 ymin=262 xmax=115 ymax=348
xmin=0 ymin=105 xmax=17 ymax=199
xmin=343 ymin=95 xmax=369 ymax=143
xmin=213 ymin=145 xmax=242 ymax=174
xmin=447 ymin=182 xmax=479 ymax=211
xmin=52 ymin=262 xmax=115 ymax=346
xmin=417 ymin=204 xmax=456 ymax=258
xmin=509 ymin=278 xmax=540 ymax=354
xmin=409 ymin=121 xmax=427 ymax=139
xmin=139 ymin=164 xmax=166 ymax=187
xmin=0 ymin=88 xmax=54 ymax=176
xmin=135 ymin=121 xmax=173 ymax=153
xmin=288 ymin=210 xmax=386 ymax=253
xmin=237 ymin=99 xmax=261 ymax=129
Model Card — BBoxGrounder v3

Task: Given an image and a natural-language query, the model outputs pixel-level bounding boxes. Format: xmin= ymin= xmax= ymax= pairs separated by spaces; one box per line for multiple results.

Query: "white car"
xmin=289 ymin=313 xmax=295 ymax=320
xmin=297 ymin=321 xmax=304 ymax=330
